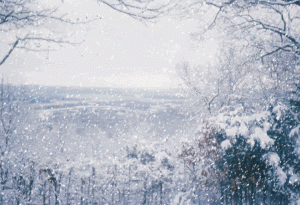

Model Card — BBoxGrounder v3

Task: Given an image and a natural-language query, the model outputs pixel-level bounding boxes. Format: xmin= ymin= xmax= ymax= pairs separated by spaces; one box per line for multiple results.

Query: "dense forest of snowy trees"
xmin=174 ymin=0 xmax=300 ymax=204
xmin=1 ymin=0 xmax=300 ymax=204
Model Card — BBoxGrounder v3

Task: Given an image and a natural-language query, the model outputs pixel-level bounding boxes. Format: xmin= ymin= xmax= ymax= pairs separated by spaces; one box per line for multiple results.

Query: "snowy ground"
xmin=22 ymin=86 xmax=194 ymax=163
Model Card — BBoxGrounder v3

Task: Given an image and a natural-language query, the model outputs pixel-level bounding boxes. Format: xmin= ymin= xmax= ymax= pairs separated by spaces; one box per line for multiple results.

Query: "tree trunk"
xmin=66 ymin=169 xmax=72 ymax=205
xmin=54 ymin=173 xmax=61 ymax=205
xmin=142 ymin=177 xmax=147 ymax=205
xmin=43 ymin=182 xmax=46 ymax=205
xmin=92 ymin=167 xmax=95 ymax=205
xmin=48 ymin=185 xmax=51 ymax=205
xmin=249 ymin=183 xmax=253 ymax=205
xmin=220 ymin=184 xmax=224 ymax=205
xmin=159 ymin=181 xmax=163 ymax=205
xmin=81 ymin=178 xmax=84 ymax=205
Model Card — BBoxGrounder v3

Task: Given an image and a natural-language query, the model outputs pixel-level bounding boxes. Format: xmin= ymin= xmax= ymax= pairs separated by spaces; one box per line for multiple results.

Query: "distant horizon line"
xmin=7 ymin=83 xmax=186 ymax=91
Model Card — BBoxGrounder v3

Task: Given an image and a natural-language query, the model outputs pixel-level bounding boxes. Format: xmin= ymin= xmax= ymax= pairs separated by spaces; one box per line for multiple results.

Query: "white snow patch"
xmin=263 ymin=121 xmax=272 ymax=132
xmin=290 ymin=125 xmax=300 ymax=137
xmin=296 ymin=198 xmax=300 ymax=205
xmin=173 ymin=190 xmax=192 ymax=205
xmin=221 ymin=139 xmax=232 ymax=150
xmin=276 ymin=167 xmax=287 ymax=186
xmin=248 ymin=127 xmax=274 ymax=149
xmin=225 ymin=126 xmax=238 ymax=137
xmin=265 ymin=152 xmax=280 ymax=167
xmin=273 ymin=104 xmax=287 ymax=120
xmin=239 ymin=122 xmax=249 ymax=136
xmin=289 ymin=174 xmax=300 ymax=184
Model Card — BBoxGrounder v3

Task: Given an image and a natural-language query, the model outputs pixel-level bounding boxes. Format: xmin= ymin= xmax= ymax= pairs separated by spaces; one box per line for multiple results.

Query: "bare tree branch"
xmin=259 ymin=0 xmax=300 ymax=6
xmin=100 ymin=0 xmax=176 ymax=21
xmin=0 ymin=0 xmax=100 ymax=68
xmin=183 ymin=0 xmax=300 ymax=58
xmin=0 ymin=39 xmax=19 ymax=66
xmin=1 ymin=0 xmax=173 ymax=68
xmin=260 ymin=45 xmax=293 ymax=61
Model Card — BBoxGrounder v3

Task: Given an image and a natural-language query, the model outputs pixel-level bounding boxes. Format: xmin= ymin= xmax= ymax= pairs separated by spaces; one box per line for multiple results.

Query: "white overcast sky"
xmin=0 ymin=0 xmax=218 ymax=88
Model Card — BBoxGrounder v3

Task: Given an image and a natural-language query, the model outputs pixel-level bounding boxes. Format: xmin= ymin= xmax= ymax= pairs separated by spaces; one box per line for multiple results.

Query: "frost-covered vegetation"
xmin=0 ymin=85 xmax=194 ymax=204
xmin=172 ymin=0 xmax=300 ymax=204
xmin=1 ymin=76 xmax=300 ymax=204
xmin=2 ymin=0 xmax=300 ymax=204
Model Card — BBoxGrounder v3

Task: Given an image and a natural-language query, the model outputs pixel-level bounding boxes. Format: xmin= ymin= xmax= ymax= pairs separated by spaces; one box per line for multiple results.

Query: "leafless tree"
xmin=179 ymin=0 xmax=300 ymax=59
xmin=0 ymin=0 xmax=88 ymax=67
xmin=100 ymin=0 xmax=177 ymax=20
xmin=0 ymin=0 xmax=176 ymax=68
xmin=175 ymin=0 xmax=300 ymax=114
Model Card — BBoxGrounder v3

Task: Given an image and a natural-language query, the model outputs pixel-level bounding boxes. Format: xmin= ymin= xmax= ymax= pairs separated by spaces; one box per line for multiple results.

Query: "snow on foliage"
xmin=264 ymin=152 xmax=280 ymax=167
xmin=289 ymin=174 xmax=300 ymax=185
xmin=276 ymin=167 xmax=288 ymax=186
xmin=272 ymin=103 xmax=288 ymax=121
xmin=248 ymin=127 xmax=274 ymax=149
xmin=220 ymin=139 xmax=231 ymax=150
xmin=290 ymin=125 xmax=300 ymax=138
xmin=263 ymin=152 xmax=288 ymax=186
xmin=214 ymin=105 xmax=273 ymax=149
